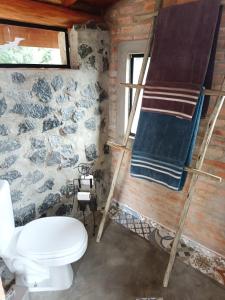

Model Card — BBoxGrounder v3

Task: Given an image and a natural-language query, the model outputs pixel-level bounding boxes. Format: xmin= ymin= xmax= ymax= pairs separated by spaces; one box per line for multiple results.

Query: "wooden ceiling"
xmin=0 ymin=0 xmax=120 ymax=28
xmin=38 ymin=0 xmax=118 ymax=8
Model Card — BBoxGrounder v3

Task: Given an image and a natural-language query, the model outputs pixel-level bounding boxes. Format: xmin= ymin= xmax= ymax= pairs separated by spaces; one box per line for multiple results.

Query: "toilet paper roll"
xmin=81 ymin=175 xmax=93 ymax=180
xmin=80 ymin=179 xmax=92 ymax=186
xmin=77 ymin=192 xmax=90 ymax=201
xmin=80 ymin=175 xmax=94 ymax=187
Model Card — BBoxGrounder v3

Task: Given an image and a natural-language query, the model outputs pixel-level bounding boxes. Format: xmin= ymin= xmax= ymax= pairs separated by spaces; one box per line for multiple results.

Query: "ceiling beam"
xmin=61 ymin=0 xmax=78 ymax=7
xmin=0 ymin=0 xmax=102 ymax=28
xmin=82 ymin=0 xmax=118 ymax=8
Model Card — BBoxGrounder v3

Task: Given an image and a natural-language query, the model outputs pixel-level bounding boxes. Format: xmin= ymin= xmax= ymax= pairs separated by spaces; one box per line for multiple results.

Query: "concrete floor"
xmin=30 ymin=221 xmax=225 ymax=300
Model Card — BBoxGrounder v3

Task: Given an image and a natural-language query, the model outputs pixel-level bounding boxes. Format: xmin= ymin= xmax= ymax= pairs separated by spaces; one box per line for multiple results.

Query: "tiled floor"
xmin=30 ymin=219 xmax=225 ymax=300
xmin=109 ymin=203 xmax=225 ymax=286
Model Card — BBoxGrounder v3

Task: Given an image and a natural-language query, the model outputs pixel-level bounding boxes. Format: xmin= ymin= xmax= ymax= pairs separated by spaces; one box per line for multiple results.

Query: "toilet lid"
xmin=17 ymin=217 xmax=87 ymax=259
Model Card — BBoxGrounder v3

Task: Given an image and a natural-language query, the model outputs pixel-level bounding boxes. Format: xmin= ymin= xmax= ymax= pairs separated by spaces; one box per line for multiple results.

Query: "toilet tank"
xmin=0 ymin=180 xmax=15 ymax=255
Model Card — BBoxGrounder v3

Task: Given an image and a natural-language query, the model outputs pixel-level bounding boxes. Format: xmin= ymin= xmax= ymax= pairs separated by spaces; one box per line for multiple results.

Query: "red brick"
xmin=106 ymin=0 xmax=225 ymax=257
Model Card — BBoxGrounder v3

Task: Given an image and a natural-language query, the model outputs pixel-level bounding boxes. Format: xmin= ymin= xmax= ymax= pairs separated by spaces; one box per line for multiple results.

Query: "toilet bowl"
xmin=0 ymin=180 xmax=88 ymax=292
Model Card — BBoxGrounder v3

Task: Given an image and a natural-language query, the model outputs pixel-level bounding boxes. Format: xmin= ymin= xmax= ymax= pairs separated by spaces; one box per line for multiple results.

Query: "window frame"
xmin=129 ymin=53 xmax=144 ymax=136
xmin=0 ymin=19 xmax=70 ymax=68
xmin=116 ymin=40 xmax=147 ymax=143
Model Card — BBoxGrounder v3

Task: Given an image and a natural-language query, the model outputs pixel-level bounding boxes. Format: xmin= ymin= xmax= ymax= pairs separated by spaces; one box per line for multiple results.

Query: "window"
xmin=116 ymin=40 xmax=147 ymax=142
xmin=127 ymin=54 xmax=150 ymax=135
xmin=0 ymin=20 xmax=70 ymax=68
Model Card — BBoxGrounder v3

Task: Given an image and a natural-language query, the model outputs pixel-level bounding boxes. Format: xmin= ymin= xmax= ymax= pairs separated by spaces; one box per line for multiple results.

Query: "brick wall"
xmin=105 ymin=0 xmax=225 ymax=257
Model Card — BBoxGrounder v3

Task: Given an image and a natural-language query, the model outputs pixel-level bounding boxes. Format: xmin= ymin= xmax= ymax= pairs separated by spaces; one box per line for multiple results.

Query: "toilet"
xmin=0 ymin=180 xmax=88 ymax=292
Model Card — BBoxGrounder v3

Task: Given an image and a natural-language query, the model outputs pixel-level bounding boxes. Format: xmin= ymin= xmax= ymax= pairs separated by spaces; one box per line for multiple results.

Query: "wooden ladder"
xmin=96 ymin=0 xmax=225 ymax=288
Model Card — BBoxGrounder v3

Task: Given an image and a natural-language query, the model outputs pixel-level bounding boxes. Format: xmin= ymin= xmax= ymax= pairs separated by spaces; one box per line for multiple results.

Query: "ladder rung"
xmin=107 ymin=140 xmax=127 ymax=150
xmin=120 ymin=82 xmax=225 ymax=97
xmin=107 ymin=140 xmax=222 ymax=183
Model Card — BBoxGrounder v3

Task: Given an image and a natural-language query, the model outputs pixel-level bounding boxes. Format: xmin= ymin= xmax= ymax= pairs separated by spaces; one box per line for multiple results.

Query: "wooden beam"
xmin=120 ymin=83 xmax=225 ymax=97
xmin=61 ymin=0 xmax=78 ymax=7
xmin=0 ymin=0 xmax=102 ymax=28
xmin=82 ymin=0 xmax=119 ymax=7
xmin=106 ymin=141 xmax=222 ymax=183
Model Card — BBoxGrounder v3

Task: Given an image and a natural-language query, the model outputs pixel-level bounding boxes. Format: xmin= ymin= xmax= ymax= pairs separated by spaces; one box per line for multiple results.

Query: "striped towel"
xmin=131 ymin=154 xmax=184 ymax=191
xmin=144 ymin=0 xmax=220 ymax=120
xmin=142 ymin=86 xmax=200 ymax=120
xmin=131 ymin=93 xmax=204 ymax=191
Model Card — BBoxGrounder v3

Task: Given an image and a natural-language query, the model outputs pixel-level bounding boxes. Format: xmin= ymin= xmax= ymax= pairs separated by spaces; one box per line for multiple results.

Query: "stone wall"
xmin=0 ymin=27 xmax=110 ymax=228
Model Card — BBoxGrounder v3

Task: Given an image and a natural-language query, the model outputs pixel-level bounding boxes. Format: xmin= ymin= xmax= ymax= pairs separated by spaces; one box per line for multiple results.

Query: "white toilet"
xmin=0 ymin=180 xmax=88 ymax=292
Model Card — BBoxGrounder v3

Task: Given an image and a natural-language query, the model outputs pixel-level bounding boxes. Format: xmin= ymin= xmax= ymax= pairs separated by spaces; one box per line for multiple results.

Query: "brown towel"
xmin=143 ymin=0 xmax=221 ymax=120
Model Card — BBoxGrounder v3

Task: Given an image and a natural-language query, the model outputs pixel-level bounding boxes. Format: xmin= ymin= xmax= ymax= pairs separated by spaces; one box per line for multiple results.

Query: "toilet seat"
xmin=0 ymin=179 xmax=88 ymax=292
xmin=16 ymin=217 xmax=88 ymax=265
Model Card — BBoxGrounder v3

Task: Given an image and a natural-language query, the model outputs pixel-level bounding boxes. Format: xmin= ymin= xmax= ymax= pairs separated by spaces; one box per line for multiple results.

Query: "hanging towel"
xmin=202 ymin=6 xmax=222 ymax=117
xmin=142 ymin=0 xmax=221 ymax=120
xmin=131 ymin=93 xmax=204 ymax=191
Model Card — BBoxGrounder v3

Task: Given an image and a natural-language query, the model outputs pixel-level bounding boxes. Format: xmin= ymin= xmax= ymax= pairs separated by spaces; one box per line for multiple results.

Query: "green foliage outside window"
xmin=0 ymin=47 xmax=53 ymax=64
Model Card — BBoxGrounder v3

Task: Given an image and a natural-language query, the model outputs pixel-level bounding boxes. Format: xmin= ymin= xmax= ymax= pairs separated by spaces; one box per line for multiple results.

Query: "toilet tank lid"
xmin=16 ymin=217 xmax=87 ymax=258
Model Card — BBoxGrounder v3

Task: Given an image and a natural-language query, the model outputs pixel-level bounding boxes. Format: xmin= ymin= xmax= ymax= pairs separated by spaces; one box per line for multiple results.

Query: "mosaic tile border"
xmin=109 ymin=201 xmax=225 ymax=287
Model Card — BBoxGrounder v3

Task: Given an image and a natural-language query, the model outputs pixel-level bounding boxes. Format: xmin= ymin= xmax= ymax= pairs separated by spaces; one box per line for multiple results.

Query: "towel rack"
xmin=96 ymin=0 xmax=225 ymax=289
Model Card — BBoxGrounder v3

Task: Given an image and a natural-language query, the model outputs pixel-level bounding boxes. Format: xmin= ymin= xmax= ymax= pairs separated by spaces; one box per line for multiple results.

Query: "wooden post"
xmin=0 ymin=0 xmax=102 ymax=28
xmin=163 ymin=78 xmax=225 ymax=287
xmin=96 ymin=0 xmax=163 ymax=243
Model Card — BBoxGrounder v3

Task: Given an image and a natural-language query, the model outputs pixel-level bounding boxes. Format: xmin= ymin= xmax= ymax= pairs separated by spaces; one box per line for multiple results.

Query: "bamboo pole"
xmin=96 ymin=0 xmax=163 ymax=243
xmin=106 ymin=140 xmax=222 ymax=183
xmin=185 ymin=167 xmax=222 ymax=182
xmin=163 ymin=77 xmax=225 ymax=287
xmin=120 ymin=82 xmax=225 ymax=97
xmin=134 ymin=12 xmax=158 ymax=23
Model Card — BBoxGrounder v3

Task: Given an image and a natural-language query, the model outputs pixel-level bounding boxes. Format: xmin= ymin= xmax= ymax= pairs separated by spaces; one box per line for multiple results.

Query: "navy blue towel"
xmin=130 ymin=94 xmax=204 ymax=191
